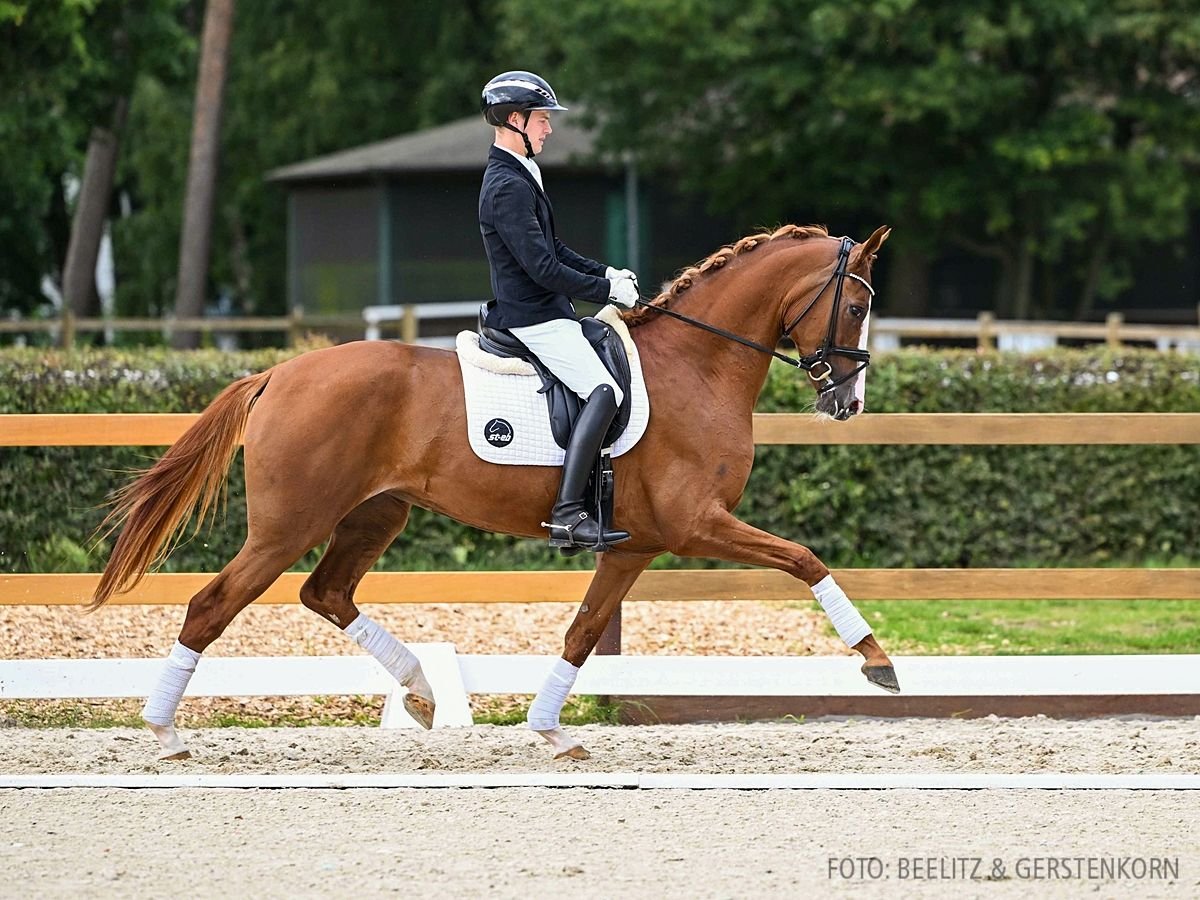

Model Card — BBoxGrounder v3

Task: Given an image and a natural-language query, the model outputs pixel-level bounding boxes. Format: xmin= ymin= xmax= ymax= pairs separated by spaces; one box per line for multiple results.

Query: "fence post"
xmin=59 ymin=309 xmax=76 ymax=349
xmin=287 ymin=308 xmax=302 ymax=348
xmin=402 ymin=305 xmax=418 ymax=344
xmin=976 ymin=311 xmax=995 ymax=350
xmin=1106 ymin=312 xmax=1124 ymax=348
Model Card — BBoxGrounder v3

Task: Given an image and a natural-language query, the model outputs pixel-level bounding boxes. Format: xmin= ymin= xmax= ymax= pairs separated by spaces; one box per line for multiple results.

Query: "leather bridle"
xmin=629 ymin=235 xmax=873 ymax=394
xmin=780 ymin=235 xmax=873 ymax=392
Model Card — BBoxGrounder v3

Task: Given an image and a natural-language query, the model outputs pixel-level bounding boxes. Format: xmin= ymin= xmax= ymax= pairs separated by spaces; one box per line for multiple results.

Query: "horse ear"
xmin=858 ymin=225 xmax=892 ymax=261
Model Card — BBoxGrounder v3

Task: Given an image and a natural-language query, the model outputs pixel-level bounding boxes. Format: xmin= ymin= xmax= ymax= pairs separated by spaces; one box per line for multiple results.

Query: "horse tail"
xmin=88 ymin=370 xmax=273 ymax=611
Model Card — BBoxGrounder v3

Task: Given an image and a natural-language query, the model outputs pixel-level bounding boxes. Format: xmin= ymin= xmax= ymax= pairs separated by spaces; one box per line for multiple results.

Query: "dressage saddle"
xmin=476 ymin=301 xmax=633 ymax=450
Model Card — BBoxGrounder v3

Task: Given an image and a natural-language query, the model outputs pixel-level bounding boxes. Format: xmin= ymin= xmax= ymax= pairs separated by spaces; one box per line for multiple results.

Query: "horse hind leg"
xmin=144 ymin=534 xmax=320 ymax=760
xmin=298 ymin=494 xmax=436 ymax=728
xmin=529 ymin=551 xmax=655 ymax=760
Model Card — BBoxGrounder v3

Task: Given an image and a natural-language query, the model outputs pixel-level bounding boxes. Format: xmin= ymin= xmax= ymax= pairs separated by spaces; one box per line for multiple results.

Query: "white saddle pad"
xmin=456 ymin=306 xmax=650 ymax=466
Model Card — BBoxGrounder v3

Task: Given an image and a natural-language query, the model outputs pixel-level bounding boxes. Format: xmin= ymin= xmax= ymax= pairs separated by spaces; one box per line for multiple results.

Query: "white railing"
xmin=3 ymin=651 xmax=1198 ymax=728
xmin=4 ymin=307 xmax=1199 ymax=352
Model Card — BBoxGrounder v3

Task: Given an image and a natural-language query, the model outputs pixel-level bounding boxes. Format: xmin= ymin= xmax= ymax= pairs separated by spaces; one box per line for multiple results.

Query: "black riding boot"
xmin=544 ymin=384 xmax=631 ymax=550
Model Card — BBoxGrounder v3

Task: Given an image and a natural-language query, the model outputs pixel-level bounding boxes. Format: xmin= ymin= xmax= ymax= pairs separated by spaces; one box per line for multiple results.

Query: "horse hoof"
xmin=862 ymin=663 xmax=901 ymax=694
xmin=146 ymin=722 xmax=191 ymax=760
xmin=535 ymin=727 xmax=590 ymax=761
xmin=403 ymin=692 xmax=436 ymax=730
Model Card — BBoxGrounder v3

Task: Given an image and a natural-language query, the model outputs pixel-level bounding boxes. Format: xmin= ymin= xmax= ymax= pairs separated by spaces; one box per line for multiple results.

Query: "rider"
xmin=478 ymin=70 xmax=638 ymax=551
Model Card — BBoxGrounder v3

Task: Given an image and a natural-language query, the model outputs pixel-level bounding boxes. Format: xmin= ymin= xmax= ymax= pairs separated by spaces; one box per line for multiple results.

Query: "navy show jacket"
xmin=478 ymin=145 xmax=610 ymax=329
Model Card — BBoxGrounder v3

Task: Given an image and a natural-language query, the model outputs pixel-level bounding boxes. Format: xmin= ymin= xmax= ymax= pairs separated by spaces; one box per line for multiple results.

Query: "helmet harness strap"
xmin=502 ymin=111 xmax=535 ymax=159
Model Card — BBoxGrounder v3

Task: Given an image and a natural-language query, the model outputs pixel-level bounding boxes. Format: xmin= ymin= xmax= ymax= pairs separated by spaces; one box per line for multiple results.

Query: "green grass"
xmin=0 ymin=698 xmax=384 ymax=729
xmin=835 ymin=599 xmax=1200 ymax=655
xmin=471 ymin=694 xmax=622 ymax=727
xmin=1 ymin=694 xmax=624 ymax=729
xmin=0 ymin=703 xmax=147 ymax=729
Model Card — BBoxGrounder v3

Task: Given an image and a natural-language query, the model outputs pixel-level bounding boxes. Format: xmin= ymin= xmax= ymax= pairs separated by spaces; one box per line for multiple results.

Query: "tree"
xmin=112 ymin=0 xmax=505 ymax=334
xmin=2 ymin=0 xmax=523 ymax=332
xmin=62 ymin=97 xmax=127 ymax=320
xmin=0 ymin=1 xmax=190 ymax=323
xmin=172 ymin=0 xmax=235 ymax=348
xmin=62 ymin=2 xmax=185 ymax=321
xmin=212 ymin=0 xmax=504 ymax=321
xmin=0 ymin=2 xmax=94 ymax=316
xmin=500 ymin=0 xmax=1200 ymax=318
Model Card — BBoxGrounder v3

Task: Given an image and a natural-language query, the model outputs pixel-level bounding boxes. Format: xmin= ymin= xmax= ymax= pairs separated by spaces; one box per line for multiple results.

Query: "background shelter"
xmin=268 ymin=114 xmax=733 ymax=317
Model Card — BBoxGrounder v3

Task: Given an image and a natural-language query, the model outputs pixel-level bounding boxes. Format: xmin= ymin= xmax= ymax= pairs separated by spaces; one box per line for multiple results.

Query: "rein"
xmin=630 ymin=236 xmax=873 ymax=393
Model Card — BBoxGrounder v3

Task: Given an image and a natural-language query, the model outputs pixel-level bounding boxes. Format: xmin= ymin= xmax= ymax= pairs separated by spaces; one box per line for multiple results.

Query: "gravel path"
xmin=0 ymin=600 xmax=842 ymax=660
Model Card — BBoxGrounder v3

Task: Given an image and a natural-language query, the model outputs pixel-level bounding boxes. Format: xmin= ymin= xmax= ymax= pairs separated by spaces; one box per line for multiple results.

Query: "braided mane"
xmin=621 ymin=224 xmax=829 ymax=327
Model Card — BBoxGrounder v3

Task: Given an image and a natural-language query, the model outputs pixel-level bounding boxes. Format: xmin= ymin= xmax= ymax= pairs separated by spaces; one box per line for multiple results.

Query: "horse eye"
xmin=848 ymin=305 xmax=866 ymax=320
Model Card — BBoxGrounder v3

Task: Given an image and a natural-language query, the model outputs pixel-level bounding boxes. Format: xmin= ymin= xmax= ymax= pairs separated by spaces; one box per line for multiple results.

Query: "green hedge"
xmin=1 ymin=346 xmax=1197 ymax=574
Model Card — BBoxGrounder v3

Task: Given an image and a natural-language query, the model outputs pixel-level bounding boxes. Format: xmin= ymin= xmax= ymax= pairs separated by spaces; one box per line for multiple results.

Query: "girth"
xmin=477 ymin=301 xmax=633 ymax=451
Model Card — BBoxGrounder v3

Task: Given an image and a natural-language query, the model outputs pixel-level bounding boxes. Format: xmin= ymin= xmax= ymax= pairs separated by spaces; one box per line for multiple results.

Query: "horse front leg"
xmin=529 ymin=552 xmax=656 ymax=760
xmin=673 ymin=507 xmax=900 ymax=693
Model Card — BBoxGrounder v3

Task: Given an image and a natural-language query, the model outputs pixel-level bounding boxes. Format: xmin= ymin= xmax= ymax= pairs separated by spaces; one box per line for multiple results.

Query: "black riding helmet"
xmin=481 ymin=71 xmax=567 ymax=158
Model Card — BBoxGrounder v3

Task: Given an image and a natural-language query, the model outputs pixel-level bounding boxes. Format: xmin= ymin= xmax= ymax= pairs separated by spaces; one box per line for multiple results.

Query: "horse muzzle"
xmin=816 ymin=391 xmax=861 ymax=421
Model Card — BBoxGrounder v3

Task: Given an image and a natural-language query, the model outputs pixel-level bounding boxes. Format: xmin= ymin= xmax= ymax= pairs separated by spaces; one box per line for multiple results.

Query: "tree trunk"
xmin=1011 ymin=241 xmax=1035 ymax=320
xmin=1038 ymin=257 xmax=1056 ymax=320
xmin=993 ymin=255 xmax=1013 ymax=317
xmin=63 ymin=98 xmax=128 ymax=320
xmin=949 ymin=233 xmax=1008 ymax=318
xmin=883 ymin=246 xmax=932 ymax=316
xmin=172 ymin=0 xmax=236 ymax=349
xmin=1076 ymin=227 xmax=1112 ymax=321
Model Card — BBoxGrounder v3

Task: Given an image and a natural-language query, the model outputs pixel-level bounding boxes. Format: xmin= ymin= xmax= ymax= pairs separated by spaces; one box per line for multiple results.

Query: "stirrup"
xmin=542 ymin=511 xmax=595 ymax=548
xmin=541 ymin=511 xmax=629 ymax=551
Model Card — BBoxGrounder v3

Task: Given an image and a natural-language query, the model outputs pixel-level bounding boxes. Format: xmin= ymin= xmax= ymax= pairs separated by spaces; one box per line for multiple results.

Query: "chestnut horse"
xmin=92 ymin=223 xmax=897 ymax=760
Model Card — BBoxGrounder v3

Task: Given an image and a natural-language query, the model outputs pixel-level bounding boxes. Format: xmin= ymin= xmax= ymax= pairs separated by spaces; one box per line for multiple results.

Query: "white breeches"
xmin=508 ymin=318 xmax=624 ymax=405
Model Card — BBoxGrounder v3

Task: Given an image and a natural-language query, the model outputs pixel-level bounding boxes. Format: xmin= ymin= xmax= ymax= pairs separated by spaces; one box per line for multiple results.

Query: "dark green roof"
xmin=268 ymin=113 xmax=602 ymax=183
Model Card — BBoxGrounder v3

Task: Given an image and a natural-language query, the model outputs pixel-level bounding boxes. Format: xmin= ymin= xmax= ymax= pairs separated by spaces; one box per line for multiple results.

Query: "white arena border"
xmin=2 ymin=773 xmax=1198 ymax=790
xmin=5 ymin=650 xmax=1200 ymax=730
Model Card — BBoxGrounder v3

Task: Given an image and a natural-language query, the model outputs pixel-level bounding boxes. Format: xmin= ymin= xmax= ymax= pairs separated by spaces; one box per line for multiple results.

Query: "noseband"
xmin=630 ymin=235 xmax=873 ymax=394
xmin=781 ymin=236 xmax=873 ymax=392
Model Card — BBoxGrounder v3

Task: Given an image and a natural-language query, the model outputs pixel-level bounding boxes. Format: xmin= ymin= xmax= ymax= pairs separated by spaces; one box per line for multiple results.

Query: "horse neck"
xmin=634 ymin=251 xmax=802 ymax=411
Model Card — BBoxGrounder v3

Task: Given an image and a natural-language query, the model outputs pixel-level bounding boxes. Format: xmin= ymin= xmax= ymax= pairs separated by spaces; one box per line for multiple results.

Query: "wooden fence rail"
xmin=3 ymin=412 xmax=1199 ymax=447
xmin=1 ymin=568 xmax=1197 ymax=607
xmin=1 ymin=412 xmax=1195 ymax=611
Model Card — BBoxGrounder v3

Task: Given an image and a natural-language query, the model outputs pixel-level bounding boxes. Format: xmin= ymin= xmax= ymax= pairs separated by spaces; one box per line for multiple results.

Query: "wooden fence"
xmin=3 ymin=411 xmax=1199 ymax=447
xmin=2 ymin=411 xmax=1198 ymax=718
xmin=1 ymin=412 xmax=1197 ymax=609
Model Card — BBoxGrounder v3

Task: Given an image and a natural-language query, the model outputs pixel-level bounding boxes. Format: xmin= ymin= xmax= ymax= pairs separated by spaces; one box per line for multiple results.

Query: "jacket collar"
xmin=488 ymin=144 xmax=546 ymax=198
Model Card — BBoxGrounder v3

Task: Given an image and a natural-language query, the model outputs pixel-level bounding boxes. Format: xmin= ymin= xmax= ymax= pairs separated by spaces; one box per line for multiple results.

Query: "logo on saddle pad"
xmin=484 ymin=417 xmax=514 ymax=447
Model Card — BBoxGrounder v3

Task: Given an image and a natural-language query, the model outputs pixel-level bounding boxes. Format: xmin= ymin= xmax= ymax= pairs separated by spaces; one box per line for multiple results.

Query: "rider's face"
xmin=511 ymin=110 xmax=552 ymax=154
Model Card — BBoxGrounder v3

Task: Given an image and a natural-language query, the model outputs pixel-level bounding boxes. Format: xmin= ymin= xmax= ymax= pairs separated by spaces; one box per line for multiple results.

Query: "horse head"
xmin=781 ymin=225 xmax=891 ymax=420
